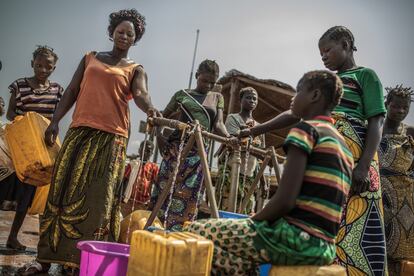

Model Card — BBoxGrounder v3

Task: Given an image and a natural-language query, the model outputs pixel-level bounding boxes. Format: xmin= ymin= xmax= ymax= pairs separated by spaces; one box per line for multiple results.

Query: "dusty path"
xmin=0 ymin=210 xmax=61 ymax=275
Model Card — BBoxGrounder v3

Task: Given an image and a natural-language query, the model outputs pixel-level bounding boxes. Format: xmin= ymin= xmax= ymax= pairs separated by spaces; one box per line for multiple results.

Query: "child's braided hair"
xmin=197 ymin=59 xmax=219 ymax=78
xmin=239 ymin=87 xmax=257 ymax=99
xmin=32 ymin=45 xmax=58 ymax=63
xmin=319 ymin=26 xmax=357 ymax=52
xmin=299 ymin=70 xmax=343 ymax=110
xmin=385 ymin=85 xmax=413 ymax=104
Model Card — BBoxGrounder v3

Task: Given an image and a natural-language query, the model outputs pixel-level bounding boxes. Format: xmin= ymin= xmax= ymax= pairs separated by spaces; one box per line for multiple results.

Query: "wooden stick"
xmin=256 ymin=175 xmax=267 ymax=211
xmin=149 ymin=117 xmax=284 ymax=160
xmin=238 ymin=155 xmax=270 ymax=213
xmin=248 ymin=145 xmax=268 ymax=158
xmin=180 ymin=134 xmax=195 ymax=164
xmin=148 ymin=117 xmax=189 ymax=131
xmin=269 ymin=146 xmax=281 ymax=184
xmin=201 ymin=130 xmax=231 ymax=144
xmin=228 ymin=145 xmax=241 ymax=212
xmin=194 ymin=122 xmax=219 ymax=218
xmin=201 ymin=131 xmax=284 ymax=159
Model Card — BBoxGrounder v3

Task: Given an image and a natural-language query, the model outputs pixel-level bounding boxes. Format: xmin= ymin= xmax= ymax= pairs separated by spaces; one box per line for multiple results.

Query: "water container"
xmin=5 ymin=112 xmax=61 ymax=186
xmin=260 ymin=264 xmax=271 ymax=276
xmin=77 ymin=241 xmax=130 ymax=276
xmin=127 ymin=230 xmax=214 ymax=276
xmin=218 ymin=210 xmax=248 ymax=219
xmin=218 ymin=210 xmax=270 ymax=276
xmin=0 ymin=126 xmax=14 ymax=181
xmin=268 ymin=265 xmax=346 ymax=275
xmin=119 ymin=210 xmax=163 ymax=243
xmin=27 ymin=184 xmax=50 ymax=215
xmin=401 ymin=260 xmax=414 ymax=276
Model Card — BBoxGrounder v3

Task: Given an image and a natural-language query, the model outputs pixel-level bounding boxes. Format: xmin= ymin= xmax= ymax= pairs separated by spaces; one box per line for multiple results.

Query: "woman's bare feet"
xmin=1 ymin=200 xmax=16 ymax=211
xmin=17 ymin=261 xmax=50 ymax=275
xmin=6 ymin=237 xmax=26 ymax=251
xmin=62 ymin=266 xmax=80 ymax=276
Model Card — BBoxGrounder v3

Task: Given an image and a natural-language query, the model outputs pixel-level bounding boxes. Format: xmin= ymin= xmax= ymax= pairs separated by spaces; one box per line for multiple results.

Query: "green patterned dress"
xmin=332 ymin=67 xmax=388 ymax=276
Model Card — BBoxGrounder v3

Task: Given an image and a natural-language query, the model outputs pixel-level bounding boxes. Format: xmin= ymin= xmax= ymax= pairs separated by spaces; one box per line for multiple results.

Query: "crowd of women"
xmin=0 ymin=7 xmax=413 ymax=276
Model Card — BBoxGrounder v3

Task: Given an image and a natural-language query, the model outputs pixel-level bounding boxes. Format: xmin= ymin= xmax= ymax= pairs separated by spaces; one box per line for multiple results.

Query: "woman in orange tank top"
xmin=19 ymin=9 xmax=159 ymax=275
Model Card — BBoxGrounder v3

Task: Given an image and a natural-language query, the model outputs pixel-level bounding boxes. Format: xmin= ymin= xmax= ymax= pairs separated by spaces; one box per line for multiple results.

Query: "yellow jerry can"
xmin=401 ymin=260 xmax=414 ymax=276
xmin=127 ymin=230 xmax=214 ymax=276
xmin=0 ymin=126 xmax=14 ymax=181
xmin=5 ymin=112 xmax=61 ymax=186
xmin=27 ymin=184 xmax=50 ymax=215
xmin=119 ymin=210 xmax=163 ymax=244
xmin=269 ymin=264 xmax=346 ymax=276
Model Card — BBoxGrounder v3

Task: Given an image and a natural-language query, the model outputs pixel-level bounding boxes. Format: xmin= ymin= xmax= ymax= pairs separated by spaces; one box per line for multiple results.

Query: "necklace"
xmin=27 ymin=78 xmax=50 ymax=95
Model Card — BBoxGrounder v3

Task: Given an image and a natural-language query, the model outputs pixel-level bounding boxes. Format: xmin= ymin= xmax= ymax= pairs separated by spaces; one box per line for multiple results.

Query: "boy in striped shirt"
xmin=3 ymin=45 xmax=63 ymax=251
xmin=185 ymin=70 xmax=354 ymax=275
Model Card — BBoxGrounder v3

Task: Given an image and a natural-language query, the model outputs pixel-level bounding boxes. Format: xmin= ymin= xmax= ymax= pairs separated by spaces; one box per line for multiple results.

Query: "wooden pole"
xmin=239 ymin=155 xmax=270 ymax=213
xmin=228 ymin=145 xmax=241 ymax=212
xmin=208 ymin=140 xmax=215 ymax=169
xmin=269 ymin=146 xmax=281 ymax=184
xmin=256 ymin=175 xmax=268 ymax=211
xmin=144 ymin=116 xmax=282 ymax=221
xmin=179 ymin=134 xmax=195 ymax=164
xmin=194 ymin=122 xmax=219 ymax=218
xmin=148 ymin=117 xmax=189 ymax=131
xmin=248 ymin=145 xmax=268 ymax=158
xmin=148 ymin=117 xmax=284 ymax=161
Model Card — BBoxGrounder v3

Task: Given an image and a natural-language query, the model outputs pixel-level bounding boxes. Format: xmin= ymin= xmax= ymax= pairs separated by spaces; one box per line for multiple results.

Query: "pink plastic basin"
xmin=77 ymin=241 xmax=130 ymax=276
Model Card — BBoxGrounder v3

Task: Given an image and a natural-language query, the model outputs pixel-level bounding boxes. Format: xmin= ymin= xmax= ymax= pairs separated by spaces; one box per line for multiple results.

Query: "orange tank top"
xmin=70 ymin=52 xmax=139 ymax=137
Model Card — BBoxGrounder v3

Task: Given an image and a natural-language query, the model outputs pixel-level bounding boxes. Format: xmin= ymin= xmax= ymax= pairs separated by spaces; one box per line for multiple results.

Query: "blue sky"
xmin=1 ymin=0 xmax=413 ymax=154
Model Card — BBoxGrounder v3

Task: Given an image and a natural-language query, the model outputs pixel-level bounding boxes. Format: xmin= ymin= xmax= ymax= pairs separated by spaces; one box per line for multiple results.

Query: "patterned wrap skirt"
xmin=185 ymin=218 xmax=335 ymax=276
xmin=37 ymin=127 xmax=126 ymax=268
xmin=149 ymin=141 xmax=205 ymax=231
xmin=333 ymin=113 xmax=388 ymax=276
xmin=379 ymin=129 xmax=414 ymax=274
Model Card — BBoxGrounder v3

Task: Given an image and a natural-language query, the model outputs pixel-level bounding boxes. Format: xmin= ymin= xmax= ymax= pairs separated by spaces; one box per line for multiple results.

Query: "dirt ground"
xmin=0 ymin=210 xmax=61 ymax=275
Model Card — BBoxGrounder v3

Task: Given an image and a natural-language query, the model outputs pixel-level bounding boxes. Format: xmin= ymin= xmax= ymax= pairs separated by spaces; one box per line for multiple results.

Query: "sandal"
xmin=17 ymin=260 xmax=50 ymax=275
xmin=6 ymin=239 xmax=27 ymax=251
xmin=2 ymin=200 xmax=17 ymax=211
xmin=62 ymin=266 xmax=80 ymax=276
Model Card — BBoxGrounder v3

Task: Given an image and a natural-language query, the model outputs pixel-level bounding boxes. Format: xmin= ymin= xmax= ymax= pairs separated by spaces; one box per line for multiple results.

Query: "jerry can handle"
xmin=76 ymin=241 xmax=130 ymax=258
xmin=13 ymin=115 xmax=24 ymax=122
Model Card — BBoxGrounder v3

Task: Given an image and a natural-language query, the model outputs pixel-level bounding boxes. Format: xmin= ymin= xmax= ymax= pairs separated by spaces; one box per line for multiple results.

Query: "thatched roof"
xmin=218 ymin=69 xmax=296 ymax=153
xmin=218 ymin=69 xmax=295 ymax=92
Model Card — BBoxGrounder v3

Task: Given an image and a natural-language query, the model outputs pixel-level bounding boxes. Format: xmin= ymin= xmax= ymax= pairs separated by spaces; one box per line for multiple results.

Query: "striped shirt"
xmin=9 ymin=78 xmax=63 ymax=120
xmin=283 ymin=116 xmax=354 ymax=243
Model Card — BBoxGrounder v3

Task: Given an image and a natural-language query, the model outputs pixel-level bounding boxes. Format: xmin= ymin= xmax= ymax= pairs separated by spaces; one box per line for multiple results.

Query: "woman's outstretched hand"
xmin=351 ymin=163 xmax=371 ymax=194
xmin=147 ymin=107 xmax=162 ymax=118
xmin=45 ymin=122 xmax=59 ymax=147
xmin=238 ymin=128 xmax=251 ymax=138
xmin=227 ymin=136 xmax=240 ymax=146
